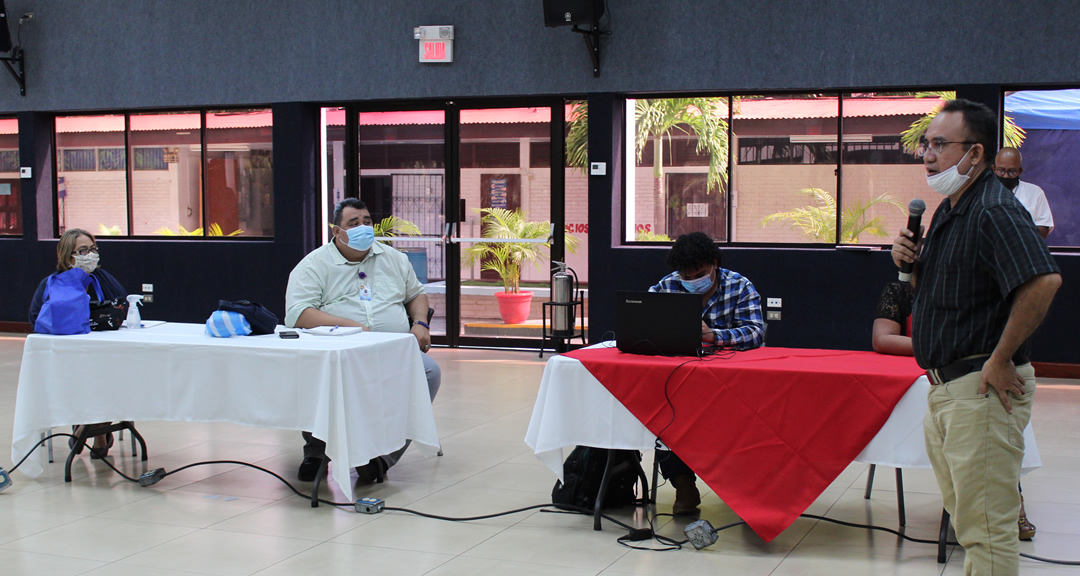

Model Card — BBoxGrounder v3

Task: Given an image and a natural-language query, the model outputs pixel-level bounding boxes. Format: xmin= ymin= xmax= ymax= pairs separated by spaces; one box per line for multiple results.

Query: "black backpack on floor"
xmin=552 ymin=446 xmax=643 ymax=510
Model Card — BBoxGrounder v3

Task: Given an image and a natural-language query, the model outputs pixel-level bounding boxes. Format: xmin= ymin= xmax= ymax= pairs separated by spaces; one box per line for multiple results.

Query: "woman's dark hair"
xmin=333 ymin=198 xmax=369 ymax=227
xmin=666 ymin=232 xmax=721 ymax=272
xmin=940 ymin=99 xmax=998 ymax=162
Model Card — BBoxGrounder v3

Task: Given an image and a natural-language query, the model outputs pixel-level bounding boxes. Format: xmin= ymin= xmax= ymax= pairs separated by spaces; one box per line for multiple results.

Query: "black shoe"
xmin=355 ymin=457 xmax=388 ymax=485
xmin=298 ymin=456 xmax=326 ymax=482
xmin=89 ymin=433 xmax=114 ymax=460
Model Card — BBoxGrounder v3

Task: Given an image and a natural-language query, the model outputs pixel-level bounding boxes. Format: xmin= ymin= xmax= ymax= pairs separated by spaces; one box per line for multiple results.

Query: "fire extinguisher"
xmin=551 ymin=261 xmax=578 ymax=337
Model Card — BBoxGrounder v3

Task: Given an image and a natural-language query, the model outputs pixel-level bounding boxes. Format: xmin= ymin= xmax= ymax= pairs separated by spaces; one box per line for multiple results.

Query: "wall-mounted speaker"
xmin=543 ymin=0 xmax=605 ymax=28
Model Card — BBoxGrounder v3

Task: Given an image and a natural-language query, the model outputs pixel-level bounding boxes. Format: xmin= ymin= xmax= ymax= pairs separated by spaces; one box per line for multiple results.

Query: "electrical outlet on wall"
xmin=767 ymin=311 xmax=781 ymax=321
xmin=142 ymin=294 xmax=154 ymax=303
xmin=767 ymin=298 xmax=782 ymax=308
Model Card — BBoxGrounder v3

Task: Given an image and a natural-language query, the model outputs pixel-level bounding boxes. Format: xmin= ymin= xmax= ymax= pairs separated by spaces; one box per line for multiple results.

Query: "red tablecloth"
xmin=565 ymin=346 xmax=926 ymax=542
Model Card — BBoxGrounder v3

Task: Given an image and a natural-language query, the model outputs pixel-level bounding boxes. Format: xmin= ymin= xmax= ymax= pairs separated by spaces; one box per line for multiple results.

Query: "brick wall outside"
xmin=60 ymin=171 xmax=129 ymax=235
xmin=131 ymin=167 xmax=180 ymax=235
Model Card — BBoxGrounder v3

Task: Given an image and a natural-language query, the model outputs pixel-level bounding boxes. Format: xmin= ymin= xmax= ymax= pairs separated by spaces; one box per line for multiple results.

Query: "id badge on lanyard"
xmin=357 ymin=269 xmax=372 ymax=301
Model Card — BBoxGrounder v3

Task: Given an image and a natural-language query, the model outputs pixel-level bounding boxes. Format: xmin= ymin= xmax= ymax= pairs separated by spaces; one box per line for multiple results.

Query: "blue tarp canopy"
xmin=1005 ymin=89 xmax=1080 ymax=130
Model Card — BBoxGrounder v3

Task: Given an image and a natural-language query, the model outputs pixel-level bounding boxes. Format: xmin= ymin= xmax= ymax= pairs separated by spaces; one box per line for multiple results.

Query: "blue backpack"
xmin=34 ymin=268 xmax=101 ymax=335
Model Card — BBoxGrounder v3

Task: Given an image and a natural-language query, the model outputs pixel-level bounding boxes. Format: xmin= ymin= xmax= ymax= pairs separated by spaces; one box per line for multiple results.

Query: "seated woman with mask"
xmin=29 ymin=228 xmax=127 ymax=459
xmin=873 ymin=278 xmax=1036 ymax=541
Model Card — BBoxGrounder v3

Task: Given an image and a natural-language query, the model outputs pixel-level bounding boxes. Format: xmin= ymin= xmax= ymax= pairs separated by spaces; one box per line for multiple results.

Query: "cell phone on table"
xmin=279 ymin=330 xmax=299 ymax=339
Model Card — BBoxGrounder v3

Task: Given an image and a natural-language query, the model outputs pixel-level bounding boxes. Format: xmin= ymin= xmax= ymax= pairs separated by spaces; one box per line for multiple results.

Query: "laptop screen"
xmin=615 ymin=291 xmax=704 ymax=356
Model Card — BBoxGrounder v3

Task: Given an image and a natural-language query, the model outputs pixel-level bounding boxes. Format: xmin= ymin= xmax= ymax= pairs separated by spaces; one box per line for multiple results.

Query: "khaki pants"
xmin=924 ymin=364 xmax=1035 ymax=576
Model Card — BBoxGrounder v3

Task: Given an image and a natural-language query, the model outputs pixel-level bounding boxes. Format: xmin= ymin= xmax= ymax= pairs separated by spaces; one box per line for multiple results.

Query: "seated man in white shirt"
xmin=285 ymin=198 xmax=441 ymax=484
xmin=994 ymin=147 xmax=1054 ymax=239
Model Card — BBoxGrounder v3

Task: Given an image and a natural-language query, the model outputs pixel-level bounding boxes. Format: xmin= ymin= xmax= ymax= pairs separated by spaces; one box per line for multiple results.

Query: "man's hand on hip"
xmin=979 ymin=357 xmax=1026 ymax=414
xmin=411 ymin=323 xmax=431 ymax=353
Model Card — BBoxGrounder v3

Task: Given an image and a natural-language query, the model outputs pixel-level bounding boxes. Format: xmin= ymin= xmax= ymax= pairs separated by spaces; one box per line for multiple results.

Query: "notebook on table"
xmin=615 ymin=291 xmax=705 ymax=356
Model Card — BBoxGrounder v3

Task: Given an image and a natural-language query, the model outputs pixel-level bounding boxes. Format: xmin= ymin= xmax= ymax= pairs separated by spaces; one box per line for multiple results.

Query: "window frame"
xmin=1000 ymin=86 xmax=1080 ymax=253
xmin=620 ymin=88 xmax=956 ymax=249
xmin=0 ymin=115 xmax=20 ymax=237
xmin=52 ymin=107 xmax=275 ymax=240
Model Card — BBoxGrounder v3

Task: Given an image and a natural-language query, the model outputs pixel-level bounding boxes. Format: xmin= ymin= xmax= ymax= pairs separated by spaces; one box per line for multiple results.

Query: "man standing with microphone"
xmin=892 ymin=99 xmax=1060 ymax=576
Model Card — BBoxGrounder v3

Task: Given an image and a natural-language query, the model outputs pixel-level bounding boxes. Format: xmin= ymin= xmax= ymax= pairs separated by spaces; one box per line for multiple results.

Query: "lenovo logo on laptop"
xmin=615 ymin=291 xmax=703 ymax=356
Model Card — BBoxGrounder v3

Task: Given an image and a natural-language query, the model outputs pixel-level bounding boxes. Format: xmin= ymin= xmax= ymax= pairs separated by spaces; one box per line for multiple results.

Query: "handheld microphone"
xmin=898 ymin=199 xmax=926 ymax=283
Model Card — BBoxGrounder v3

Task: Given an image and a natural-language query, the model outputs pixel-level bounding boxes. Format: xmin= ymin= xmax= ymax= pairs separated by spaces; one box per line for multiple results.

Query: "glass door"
xmin=321 ymin=106 xmax=449 ymax=340
xmin=452 ymin=105 xmax=564 ymax=345
xmin=320 ymin=100 xmax=585 ymax=348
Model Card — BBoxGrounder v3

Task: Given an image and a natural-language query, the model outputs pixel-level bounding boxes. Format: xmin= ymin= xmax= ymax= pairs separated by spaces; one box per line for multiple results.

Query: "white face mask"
xmin=926 ymin=147 xmax=975 ymax=197
xmin=74 ymin=252 xmax=100 ymax=274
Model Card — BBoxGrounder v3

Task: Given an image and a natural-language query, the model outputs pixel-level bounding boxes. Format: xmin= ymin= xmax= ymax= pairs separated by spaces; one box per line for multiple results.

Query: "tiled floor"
xmin=2 ymin=334 xmax=1079 ymax=575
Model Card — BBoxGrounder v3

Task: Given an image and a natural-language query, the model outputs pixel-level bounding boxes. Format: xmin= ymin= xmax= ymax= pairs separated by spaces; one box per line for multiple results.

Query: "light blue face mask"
xmin=680 ymin=270 xmax=714 ymax=294
xmin=344 ymin=225 xmax=375 ymax=251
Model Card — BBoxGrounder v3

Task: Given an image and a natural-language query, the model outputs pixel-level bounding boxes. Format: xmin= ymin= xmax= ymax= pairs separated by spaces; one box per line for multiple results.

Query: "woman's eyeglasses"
xmin=72 ymin=246 xmax=99 ymax=256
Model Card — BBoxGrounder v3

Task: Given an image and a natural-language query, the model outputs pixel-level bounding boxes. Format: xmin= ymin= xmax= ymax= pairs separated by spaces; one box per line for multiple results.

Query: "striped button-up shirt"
xmin=650 ymin=267 xmax=765 ymax=350
xmin=912 ymin=170 xmax=1059 ymax=370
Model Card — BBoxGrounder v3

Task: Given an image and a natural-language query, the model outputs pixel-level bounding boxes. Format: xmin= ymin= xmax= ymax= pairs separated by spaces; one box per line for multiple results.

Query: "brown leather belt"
xmin=926 ymin=355 xmax=991 ymax=386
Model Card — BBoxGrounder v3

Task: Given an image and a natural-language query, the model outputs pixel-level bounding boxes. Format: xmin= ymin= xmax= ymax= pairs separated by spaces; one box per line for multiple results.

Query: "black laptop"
xmin=615 ymin=291 xmax=704 ymax=356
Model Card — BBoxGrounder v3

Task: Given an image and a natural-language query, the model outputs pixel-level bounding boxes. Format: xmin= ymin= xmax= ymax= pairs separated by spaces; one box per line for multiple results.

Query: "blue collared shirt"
xmin=649 ymin=267 xmax=765 ymax=350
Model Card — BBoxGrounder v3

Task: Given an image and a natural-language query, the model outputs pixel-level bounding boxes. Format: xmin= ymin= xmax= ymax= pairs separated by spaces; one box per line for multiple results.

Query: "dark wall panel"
xmin=585 ymin=244 xmax=1080 ymax=364
xmin=3 ymin=0 xmax=1080 ymax=113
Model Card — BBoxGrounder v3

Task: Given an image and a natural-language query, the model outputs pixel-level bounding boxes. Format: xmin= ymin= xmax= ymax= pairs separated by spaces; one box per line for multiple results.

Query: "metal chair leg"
xmin=593 ymin=449 xmax=616 ymax=531
xmin=938 ymin=508 xmax=951 ymax=563
xmin=864 ymin=464 xmax=876 ymax=499
xmin=895 ymin=468 xmax=906 ymax=527
xmin=310 ymin=454 xmax=330 ymax=508
xmin=650 ymin=456 xmax=660 ymax=504
xmin=44 ymin=430 xmax=54 ymax=463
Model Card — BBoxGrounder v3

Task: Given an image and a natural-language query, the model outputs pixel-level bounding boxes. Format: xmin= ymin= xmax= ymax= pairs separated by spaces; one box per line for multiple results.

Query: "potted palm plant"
xmin=463 ymin=208 xmax=578 ymax=324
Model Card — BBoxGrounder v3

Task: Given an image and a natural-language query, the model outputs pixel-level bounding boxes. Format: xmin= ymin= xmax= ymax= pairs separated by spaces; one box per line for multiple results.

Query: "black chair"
xmin=864 ymin=464 xmax=908 ymax=527
xmin=64 ymin=421 xmax=148 ymax=482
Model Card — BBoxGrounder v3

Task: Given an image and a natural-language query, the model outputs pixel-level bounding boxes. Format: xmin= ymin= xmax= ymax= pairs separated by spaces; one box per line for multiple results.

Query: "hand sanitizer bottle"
xmin=126 ymin=295 xmax=144 ymax=328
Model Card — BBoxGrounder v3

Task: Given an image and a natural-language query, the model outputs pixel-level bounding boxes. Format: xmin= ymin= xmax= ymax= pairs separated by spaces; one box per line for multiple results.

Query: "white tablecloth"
xmin=525 ymin=350 xmax=1040 ymax=483
xmin=12 ymin=322 xmax=439 ymax=501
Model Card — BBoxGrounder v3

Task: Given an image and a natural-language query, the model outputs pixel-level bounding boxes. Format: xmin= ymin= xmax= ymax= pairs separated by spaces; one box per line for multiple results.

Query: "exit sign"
xmin=420 ymin=40 xmax=453 ymax=63
xmin=415 ymin=26 xmax=454 ymax=63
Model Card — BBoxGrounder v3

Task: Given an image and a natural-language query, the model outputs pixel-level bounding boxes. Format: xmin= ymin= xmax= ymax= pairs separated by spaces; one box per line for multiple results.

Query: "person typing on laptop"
xmin=648 ymin=232 xmax=765 ymax=514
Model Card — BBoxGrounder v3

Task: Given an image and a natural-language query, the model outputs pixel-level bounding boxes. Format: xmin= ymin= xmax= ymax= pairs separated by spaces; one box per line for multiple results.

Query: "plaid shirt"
xmin=912 ymin=170 xmax=1060 ymax=369
xmin=650 ymin=267 xmax=765 ymax=350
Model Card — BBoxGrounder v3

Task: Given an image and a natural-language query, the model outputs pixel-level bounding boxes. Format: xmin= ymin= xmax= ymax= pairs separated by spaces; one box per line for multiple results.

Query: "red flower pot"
xmin=495 ymin=291 xmax=533 ymax=324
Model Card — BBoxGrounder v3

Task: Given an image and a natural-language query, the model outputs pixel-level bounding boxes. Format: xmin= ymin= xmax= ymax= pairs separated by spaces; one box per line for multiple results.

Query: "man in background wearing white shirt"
xmin=286 ymin=198 xmax=440 ymax=484
xmin=994 ymin=147 xmax=1054 ymax=239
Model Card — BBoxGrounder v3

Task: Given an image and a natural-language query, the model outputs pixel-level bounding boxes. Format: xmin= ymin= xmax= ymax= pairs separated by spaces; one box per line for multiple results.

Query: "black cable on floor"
xmin=6 ymin=432 xmax=76 ymax=473
xmin=801 ymin=514 xmax=1080 ymax=565
xmin=10 ymin=441 xmax=1080 ymax=564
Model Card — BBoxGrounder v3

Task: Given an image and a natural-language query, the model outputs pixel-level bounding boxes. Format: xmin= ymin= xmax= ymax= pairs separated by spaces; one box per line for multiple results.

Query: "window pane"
xmin=0 ymin=117 xmax=21 ymax=235
xmin=563 ymin=101 xmax=589 ymax=337
xmin=839 ymin=93 xmax=942 ymax=245
xmin=357 ymin=109 xmax=447 ymax=336
xmin=565 ymin=100 xmax=589 ymax=294
xmin=1004 ymin=89 xmax=1080 ymax=247
xmin=321 ymin=107 xmax=346 ymax=241
xmin=204 ymin=109 xmax=274 ymax=237
xmin=56 ymin=115 xmax=128 ymax=235
xmin=459 ymin=107 xmax=551 ymax=339
xmin=129 ymin=112 xmax=202 ymax=235
xmin=625 ymin=97 xmax=730 ymax=243
xmin=733 ymin=95 xmax=839 ymax=243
